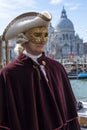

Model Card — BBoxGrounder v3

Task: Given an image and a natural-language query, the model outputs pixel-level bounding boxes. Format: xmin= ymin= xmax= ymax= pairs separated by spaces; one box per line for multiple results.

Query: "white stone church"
xmin=47 ymin=7 xmax=84 ymax=59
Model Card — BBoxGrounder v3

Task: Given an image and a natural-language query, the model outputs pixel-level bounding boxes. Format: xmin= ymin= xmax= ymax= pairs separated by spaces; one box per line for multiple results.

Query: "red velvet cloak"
xmin=0 ymin=53 xmax=80 ymax=130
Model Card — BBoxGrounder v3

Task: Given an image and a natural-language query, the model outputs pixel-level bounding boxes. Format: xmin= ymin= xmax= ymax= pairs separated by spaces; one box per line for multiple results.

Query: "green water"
xmin=70 ymin=79 xmax=87 ymax=100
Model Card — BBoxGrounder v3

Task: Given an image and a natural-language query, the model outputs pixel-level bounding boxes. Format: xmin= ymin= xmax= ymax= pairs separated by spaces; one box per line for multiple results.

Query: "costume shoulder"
xmin=0 ymin=53 xmax=29 ymax=76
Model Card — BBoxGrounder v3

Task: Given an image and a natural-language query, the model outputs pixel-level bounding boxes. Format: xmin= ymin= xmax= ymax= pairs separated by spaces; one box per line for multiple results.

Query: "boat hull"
xmin=78 ymin=72 xmax=87 ymax=79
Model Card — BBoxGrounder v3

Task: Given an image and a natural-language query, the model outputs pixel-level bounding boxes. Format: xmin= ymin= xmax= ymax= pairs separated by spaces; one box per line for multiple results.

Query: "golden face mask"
xmin=24 ymin=27 xmax=48 ymax=44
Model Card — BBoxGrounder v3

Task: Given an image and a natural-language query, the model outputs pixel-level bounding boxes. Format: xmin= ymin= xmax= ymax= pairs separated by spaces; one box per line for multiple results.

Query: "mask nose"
xmin=40 ymin=33 xmax=48 ymax=42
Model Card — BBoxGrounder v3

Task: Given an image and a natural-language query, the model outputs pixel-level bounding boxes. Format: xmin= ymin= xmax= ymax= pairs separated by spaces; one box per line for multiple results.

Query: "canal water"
xmin=69 ymin=79 xmax=87 ymax=130
xmin=70 ymin=79 xmax=87 ymax=101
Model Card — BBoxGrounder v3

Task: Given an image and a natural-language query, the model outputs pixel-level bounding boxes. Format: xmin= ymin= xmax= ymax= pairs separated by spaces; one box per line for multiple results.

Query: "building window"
xmin=63 ymin=34 xmax=65 ymax=40
xmin=66 ymin=34 xmax=68 ymax=40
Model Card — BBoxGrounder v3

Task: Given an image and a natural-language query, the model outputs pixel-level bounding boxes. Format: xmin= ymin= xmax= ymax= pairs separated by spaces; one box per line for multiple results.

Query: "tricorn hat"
xmin=2 ymin=11 xmax=52 ymax=41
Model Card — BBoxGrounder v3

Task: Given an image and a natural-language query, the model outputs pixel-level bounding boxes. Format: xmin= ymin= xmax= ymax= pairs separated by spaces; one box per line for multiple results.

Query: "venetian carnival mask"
xmin=24 ymin=27 xmax=48 ymax=43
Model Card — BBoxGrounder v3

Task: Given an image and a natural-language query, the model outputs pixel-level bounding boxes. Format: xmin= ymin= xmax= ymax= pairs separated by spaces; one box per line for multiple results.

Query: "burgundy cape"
xmin=0 ymin=53 xmax=80 ymax=130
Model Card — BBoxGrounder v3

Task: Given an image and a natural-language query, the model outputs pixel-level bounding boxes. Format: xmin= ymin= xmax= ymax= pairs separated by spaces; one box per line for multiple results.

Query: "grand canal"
xmin=70 ymin=79 xmax=87 ymax=101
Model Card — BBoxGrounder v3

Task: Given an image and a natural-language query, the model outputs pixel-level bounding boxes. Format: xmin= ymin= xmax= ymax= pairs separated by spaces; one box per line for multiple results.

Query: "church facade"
xmin=47 ymin=7 xmax=84 ymax=60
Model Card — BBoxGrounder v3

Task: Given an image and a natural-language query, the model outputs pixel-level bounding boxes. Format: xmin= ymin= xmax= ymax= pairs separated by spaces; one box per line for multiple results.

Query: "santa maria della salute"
xmin=47 ymin=7 xmax=84 ymax=59
xmin=0 ymin=7 xmax=86 ymax=67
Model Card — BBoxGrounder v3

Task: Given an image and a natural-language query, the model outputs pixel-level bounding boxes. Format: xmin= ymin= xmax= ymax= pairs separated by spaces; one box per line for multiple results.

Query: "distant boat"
xmin=63 ymin=62 xmax=87 ymax=79
xmin=68 ymin=71 xmax=77 ymax=79
xmin=63 ymin=62 xmax=78 ymax=79
xmin=78 ymin=71 xmax=87 ymax=79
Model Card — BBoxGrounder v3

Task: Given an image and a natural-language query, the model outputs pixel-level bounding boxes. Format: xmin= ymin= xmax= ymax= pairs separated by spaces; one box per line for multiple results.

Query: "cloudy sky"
xmin=0 ymin=0 xmax=87 ymax=42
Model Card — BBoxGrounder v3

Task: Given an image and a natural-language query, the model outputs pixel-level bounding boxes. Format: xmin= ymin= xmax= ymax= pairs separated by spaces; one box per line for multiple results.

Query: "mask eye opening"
xmin=45 ymin=32 xmax=48 ymax=37
xmin=34 ymin=33 xmax=42 ymax=37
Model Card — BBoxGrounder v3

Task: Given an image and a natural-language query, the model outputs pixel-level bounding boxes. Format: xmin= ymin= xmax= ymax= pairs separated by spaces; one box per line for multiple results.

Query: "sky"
xmin=0 ymin=0 xmax=87 ymax=42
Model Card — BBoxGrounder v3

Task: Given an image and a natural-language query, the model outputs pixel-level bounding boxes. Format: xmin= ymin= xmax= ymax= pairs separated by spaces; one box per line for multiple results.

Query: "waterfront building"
xmin=0 ymin=39 xmax=16 ymax=68
xmin=47 ymin=7 xmax=84 ymax=60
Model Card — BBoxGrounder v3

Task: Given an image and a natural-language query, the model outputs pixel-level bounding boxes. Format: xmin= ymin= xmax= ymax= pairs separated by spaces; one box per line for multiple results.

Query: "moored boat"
xmin=68 ymin=71 xmax=77 ymax=79
xmin=78 ymin=72 xmax=87 ymax=79
xmin=63 ymin=62 xmax=87 ymax=79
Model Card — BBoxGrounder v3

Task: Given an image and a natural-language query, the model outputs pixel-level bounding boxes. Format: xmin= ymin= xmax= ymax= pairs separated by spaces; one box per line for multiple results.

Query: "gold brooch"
xmin=42 ymin=61 xmax=46 ymax=65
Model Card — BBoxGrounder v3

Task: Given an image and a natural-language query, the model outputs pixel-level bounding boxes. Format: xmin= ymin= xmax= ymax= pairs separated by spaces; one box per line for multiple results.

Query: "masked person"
xmin=0 ymin=11 xmax=80 ymax=130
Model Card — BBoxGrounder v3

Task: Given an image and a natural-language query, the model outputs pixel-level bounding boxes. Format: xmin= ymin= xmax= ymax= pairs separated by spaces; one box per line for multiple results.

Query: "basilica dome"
xmin=55 ymin=7 xmax=74 ymax=32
